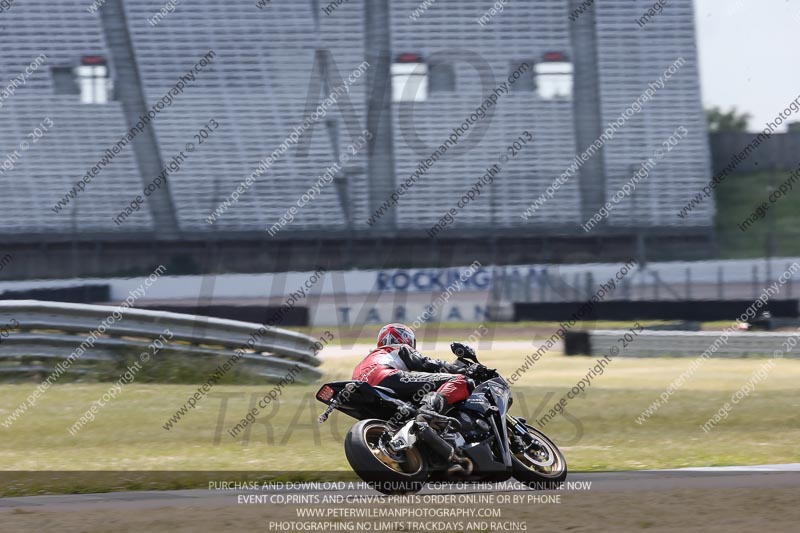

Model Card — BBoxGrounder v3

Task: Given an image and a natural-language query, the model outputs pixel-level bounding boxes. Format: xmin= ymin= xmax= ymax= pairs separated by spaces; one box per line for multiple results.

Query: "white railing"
xmin=0 ymin=300 xmax=321 ymax=382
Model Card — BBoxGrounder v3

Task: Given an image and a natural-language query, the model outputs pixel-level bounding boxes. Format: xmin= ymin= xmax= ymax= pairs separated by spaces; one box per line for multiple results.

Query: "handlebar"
xmin=462 ymin=361 xmax=498 ymax=383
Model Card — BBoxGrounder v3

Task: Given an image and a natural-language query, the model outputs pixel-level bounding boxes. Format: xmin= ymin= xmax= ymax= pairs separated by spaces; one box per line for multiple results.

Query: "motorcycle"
xmin=316 ymin=346 xmax=567 ymax=494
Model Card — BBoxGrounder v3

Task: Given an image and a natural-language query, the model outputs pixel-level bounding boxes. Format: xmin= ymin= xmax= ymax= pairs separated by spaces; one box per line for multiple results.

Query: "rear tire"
xmin=344 ymin=419 xmax=428 ymax=495
xmin=510 ymin=425 xmax=567 ymax=489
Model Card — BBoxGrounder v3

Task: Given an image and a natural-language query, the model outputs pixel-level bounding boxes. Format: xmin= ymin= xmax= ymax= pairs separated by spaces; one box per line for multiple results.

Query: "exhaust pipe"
xmin=417 ymin=424 xmax=454 ymax=460
xmin=416 ymin=424 xmax=473 ymax=476
xmin=447 ymin=456 xmax=473 ymax=477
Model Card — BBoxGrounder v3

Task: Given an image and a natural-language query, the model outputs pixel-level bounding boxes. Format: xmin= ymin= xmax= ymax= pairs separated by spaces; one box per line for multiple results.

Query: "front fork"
xmin=507 ymin=414 xmax=536 ymax=451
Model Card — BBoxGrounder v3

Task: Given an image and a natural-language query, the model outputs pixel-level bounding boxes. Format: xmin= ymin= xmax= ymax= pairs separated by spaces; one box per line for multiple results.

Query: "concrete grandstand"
xmin=0 ymin=0 xmax=713 ymax=279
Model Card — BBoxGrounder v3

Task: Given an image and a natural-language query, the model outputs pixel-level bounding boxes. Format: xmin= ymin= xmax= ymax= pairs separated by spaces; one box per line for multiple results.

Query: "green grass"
xmin=1 ymin=346 xmax=798 ymax=495
xmin=715 ymin=169 xmax=800 ymax=258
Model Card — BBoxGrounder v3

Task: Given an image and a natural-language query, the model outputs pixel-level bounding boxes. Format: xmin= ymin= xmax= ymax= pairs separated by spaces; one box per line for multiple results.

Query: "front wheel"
xmin=344 ymin=419 xmax=428 ymax=495
xmin=510 ymin=424 xmax=567 ymax=489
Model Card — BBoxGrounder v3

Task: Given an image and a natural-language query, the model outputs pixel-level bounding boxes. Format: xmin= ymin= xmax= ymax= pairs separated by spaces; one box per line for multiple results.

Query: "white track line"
xmin=656 ymin=463 xmax=800 ymax=472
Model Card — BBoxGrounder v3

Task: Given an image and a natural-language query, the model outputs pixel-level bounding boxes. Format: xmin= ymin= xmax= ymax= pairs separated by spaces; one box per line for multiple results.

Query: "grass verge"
xmin=0 ymin=345 xmax=798 ymax=495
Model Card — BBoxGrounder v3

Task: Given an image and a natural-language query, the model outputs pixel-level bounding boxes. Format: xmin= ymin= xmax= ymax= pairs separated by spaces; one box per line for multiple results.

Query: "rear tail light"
xmin=317 ymin=385 xmax=335 ymax=402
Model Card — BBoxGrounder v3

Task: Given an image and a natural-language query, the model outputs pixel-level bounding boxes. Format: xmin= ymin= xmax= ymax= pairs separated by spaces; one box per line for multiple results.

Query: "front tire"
xmin=510 ymin=425 xmax=567 ymax=489
xmin=344 ymin=419 xmax=428 ymax=495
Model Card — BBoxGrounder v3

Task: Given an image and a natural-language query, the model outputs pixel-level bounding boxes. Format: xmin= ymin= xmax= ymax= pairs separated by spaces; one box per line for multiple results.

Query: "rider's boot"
xmin=415 ymin=392 xmax=448 ymax=431
xmin=415 ymin=391 xmax=472 ymax=475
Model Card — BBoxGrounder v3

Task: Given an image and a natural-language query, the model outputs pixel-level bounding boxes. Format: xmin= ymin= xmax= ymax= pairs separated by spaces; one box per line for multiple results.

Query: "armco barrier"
xmin=570 ymin=329 xmax=800 ymax=358
xmin=0 ymin=300 xmax=321 ymax=382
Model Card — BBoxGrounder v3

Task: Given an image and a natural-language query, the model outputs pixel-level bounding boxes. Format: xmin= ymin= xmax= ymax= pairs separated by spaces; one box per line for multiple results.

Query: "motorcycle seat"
xmin=373 ymin=385 xmax=399 ymax=397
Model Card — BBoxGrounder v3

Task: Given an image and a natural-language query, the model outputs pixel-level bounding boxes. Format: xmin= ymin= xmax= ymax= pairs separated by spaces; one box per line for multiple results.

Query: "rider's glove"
xmin=465 ymin=363 xmax=498 ymax=381
xmin=464 ymin=363 xmax=483 ymax=379
xmin=450 ymin=342 xmax=477 ymax=361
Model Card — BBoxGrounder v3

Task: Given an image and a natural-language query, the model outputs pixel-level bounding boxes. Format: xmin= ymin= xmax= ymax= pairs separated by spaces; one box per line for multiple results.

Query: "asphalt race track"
xmin=1 ymin=466 xmax=799 ymax=532
xmin=1 ymin=465 xmax=799 ymax=511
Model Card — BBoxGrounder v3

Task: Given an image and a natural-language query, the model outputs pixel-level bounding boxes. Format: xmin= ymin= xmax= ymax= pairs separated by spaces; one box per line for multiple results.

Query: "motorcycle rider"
xmin=352 ymin=323 xmax=477 ymax=426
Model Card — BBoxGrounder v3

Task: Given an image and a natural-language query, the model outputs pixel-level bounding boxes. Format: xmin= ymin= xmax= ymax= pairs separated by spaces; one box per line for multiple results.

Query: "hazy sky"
xmin=694 ymin=0 xmax=800 ymax=131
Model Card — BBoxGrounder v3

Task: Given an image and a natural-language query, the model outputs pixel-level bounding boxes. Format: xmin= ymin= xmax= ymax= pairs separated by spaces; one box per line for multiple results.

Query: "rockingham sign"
xmin=374 ymin=266 xmax=494 ymax=292
xmin=1 ymin=258 xmax=795 ymax=326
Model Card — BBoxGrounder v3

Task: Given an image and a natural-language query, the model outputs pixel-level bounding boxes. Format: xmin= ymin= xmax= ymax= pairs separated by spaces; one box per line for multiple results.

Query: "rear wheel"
xmin=510 ymin=425 xmax=567 ymax=488
xmin=344 ymin=419 xmax=428 ymax=495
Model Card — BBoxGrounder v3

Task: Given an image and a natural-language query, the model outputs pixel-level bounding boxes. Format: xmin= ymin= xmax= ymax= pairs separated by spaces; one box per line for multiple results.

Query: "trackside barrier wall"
xmin=515 ymin=300 xmax=799 ymax=322
xmin=570 ymin=329 xmax=800 ymax=358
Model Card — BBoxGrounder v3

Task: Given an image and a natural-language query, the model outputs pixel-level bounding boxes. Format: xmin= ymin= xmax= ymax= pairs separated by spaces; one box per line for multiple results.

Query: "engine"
xmin=454 ymin=411 xmax=492 ymax=442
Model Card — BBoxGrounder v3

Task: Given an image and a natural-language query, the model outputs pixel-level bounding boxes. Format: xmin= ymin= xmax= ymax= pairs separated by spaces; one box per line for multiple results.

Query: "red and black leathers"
xmin=352 ymin=345 xmax=471 ymax=406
